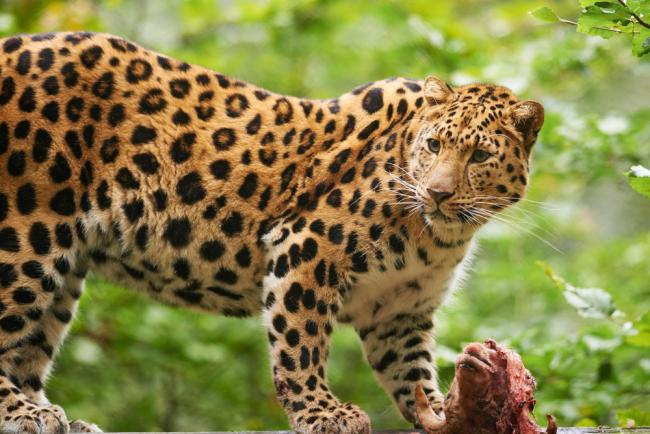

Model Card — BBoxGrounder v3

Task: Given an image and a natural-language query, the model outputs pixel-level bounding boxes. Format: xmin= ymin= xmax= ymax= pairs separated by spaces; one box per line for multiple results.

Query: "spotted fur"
xmin=0 ymin=32 xmax=543 ymax=434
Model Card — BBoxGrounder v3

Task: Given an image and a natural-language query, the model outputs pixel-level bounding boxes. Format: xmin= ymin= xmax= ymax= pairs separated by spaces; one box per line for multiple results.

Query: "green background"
xmin=1 ymin=0 xmax=649 ymax=430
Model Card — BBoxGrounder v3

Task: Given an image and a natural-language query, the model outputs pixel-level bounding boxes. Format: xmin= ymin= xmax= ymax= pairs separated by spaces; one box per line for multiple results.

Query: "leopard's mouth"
xmin=428 ymin=207 xmax=472 ymax=226
xmin=422 ymin=196 xmax=470 ymax=224
xmin=429 ymin=209 xmax=447 ymax=219
xmin=427 ymin=209 xmax=462 ymax=226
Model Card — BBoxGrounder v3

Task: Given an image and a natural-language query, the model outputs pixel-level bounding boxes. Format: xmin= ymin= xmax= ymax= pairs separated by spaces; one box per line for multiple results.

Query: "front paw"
xmin=69 ymin=420 xmax=102 ymax=433
xmin=427 ymin=389 xmax=445 ymax=415
xmin=0 ymin=401 xmax=68 ymax=434
xmin=292 ymin=402 xmax=371 ymax=434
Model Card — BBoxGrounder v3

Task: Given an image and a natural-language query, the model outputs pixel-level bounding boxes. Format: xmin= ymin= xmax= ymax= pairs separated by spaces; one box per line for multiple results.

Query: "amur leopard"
xmin=0 ymin=32 xmax=543 ymax=433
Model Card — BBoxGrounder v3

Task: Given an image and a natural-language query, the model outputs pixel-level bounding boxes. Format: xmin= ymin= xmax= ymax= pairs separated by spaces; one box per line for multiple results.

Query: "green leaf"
xmin=538 ymin=261 xmax=619 ymax=319
xmin=582 ymin=334 xmax=621 ymax=351
xmin=578 ymin=13 xmax=617 ymax=38
xmin=563 ymin=286 xmax=617 ymax=319
xmin=592 ymin=1 xmax=632 ymax=23
xmin=579 ymin=0 xmax=599 ymax=7
xmin=577 ymin=4 xmax=633 ymax=39
xmin=626 ymin=165 xmax=650 ymax=198
xmin=530 ymin=6 xmax=560 ymax=23
xmin=632 ymin=28 xmax=650 ymax=57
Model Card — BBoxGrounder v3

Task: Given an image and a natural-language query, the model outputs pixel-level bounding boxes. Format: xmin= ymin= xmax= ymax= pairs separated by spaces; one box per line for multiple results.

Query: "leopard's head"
xmin=407 ymin=76 xmax=544 ymax=227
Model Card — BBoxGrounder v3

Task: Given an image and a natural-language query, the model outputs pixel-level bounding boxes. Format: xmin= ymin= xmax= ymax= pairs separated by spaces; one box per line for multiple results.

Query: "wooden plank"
xmin=553 ymin=429 xmax=650 ymax=433
xmin=99 ymin=429 xmax=650 ymax=433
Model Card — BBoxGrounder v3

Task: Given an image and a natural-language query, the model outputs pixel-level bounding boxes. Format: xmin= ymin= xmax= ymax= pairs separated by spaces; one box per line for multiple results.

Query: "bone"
xmin=414 ymin=384 xmax=445 ymax=432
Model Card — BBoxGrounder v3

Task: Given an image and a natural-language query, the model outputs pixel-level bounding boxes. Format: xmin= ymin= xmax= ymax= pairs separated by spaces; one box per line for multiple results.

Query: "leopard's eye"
xmin=427 ymin=138 xmax=441 ymax=154
xmin=470 ymin=149 xmax=491 ymax=163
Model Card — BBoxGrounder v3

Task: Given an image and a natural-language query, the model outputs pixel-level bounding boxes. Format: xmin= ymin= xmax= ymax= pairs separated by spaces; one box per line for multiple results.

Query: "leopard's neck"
xmin=285 ymin=78 xmax=428 ymax=213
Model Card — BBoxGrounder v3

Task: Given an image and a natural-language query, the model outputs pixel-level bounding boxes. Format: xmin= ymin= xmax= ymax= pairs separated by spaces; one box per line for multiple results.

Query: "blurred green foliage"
xmin=1 ymin=0 xmax=649 ymax=430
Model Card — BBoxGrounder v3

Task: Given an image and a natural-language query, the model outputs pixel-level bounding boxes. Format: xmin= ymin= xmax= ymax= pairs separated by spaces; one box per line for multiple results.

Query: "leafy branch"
xmin=620 ymin=0 xmax=650 ymax=29
xmin=537 ymin=261 xmax=624 ymax=322
xmin=538 ymin=261 xmax=650 ymax=348
xmin=531 ymin=1 xmax=650 ymax=57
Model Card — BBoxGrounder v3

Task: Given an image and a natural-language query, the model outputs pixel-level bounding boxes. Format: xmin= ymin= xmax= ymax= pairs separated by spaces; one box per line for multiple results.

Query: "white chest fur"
xmin=340 ymin=237 xmax=476 ymax=328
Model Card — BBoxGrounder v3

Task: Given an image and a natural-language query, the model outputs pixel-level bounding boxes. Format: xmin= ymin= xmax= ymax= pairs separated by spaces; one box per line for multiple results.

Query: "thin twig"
xmin=558 ymin=13 xmax=637 ymax=34
xmin=559 ymin=18 xmax=578 ymax=26
xmin=560 ymin=17 xmax=628 ymax=33
xmin=618 ymin=0 xmax=650 ymax=30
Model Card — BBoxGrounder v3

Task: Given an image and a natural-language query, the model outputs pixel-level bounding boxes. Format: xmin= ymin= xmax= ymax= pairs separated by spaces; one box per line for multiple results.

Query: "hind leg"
xmin=0 ymin=263 xmax=68 ymax=433
xmin=10 ymin=270 xmax=101 ymax=433
xmin=11 ymin=275 xmax=81 ymax=404
xmin=0 ymin=217 xmax=84 ymax=433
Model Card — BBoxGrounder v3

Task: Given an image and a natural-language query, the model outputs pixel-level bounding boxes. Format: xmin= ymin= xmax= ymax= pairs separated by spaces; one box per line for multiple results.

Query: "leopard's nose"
xmin=427 ymin=188 xmax=453 ymax=205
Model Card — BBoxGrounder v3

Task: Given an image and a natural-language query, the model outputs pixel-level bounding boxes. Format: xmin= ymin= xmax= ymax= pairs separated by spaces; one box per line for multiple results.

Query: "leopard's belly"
xmin=75 ymin=207 xmax=269 ymax=317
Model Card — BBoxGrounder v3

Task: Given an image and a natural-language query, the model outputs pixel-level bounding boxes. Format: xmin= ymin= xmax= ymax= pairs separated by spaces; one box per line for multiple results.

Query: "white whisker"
xmin=466 ymin=206 xmax=562 ymax=253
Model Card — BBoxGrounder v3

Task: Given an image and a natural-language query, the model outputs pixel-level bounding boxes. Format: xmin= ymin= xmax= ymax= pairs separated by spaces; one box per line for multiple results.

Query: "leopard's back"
xmin=0 ymin=32 xmax=334 ymax=316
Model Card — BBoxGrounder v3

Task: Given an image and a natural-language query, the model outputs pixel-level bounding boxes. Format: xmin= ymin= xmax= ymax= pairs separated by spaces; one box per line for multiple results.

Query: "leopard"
xmin=0 ymin=31 xmax=544 ymax=434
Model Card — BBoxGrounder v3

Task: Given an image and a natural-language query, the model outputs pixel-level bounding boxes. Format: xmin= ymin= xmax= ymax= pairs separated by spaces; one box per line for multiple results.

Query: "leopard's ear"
xmin=424 ymin=75 xmax=454 ymax=105
xmin=507 ymin=100 xmax=544 ymax=154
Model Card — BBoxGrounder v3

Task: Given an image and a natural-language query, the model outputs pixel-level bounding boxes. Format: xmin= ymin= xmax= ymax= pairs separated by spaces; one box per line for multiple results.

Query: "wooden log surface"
xmin=100 ymin=429 xmax=650 ymax=433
